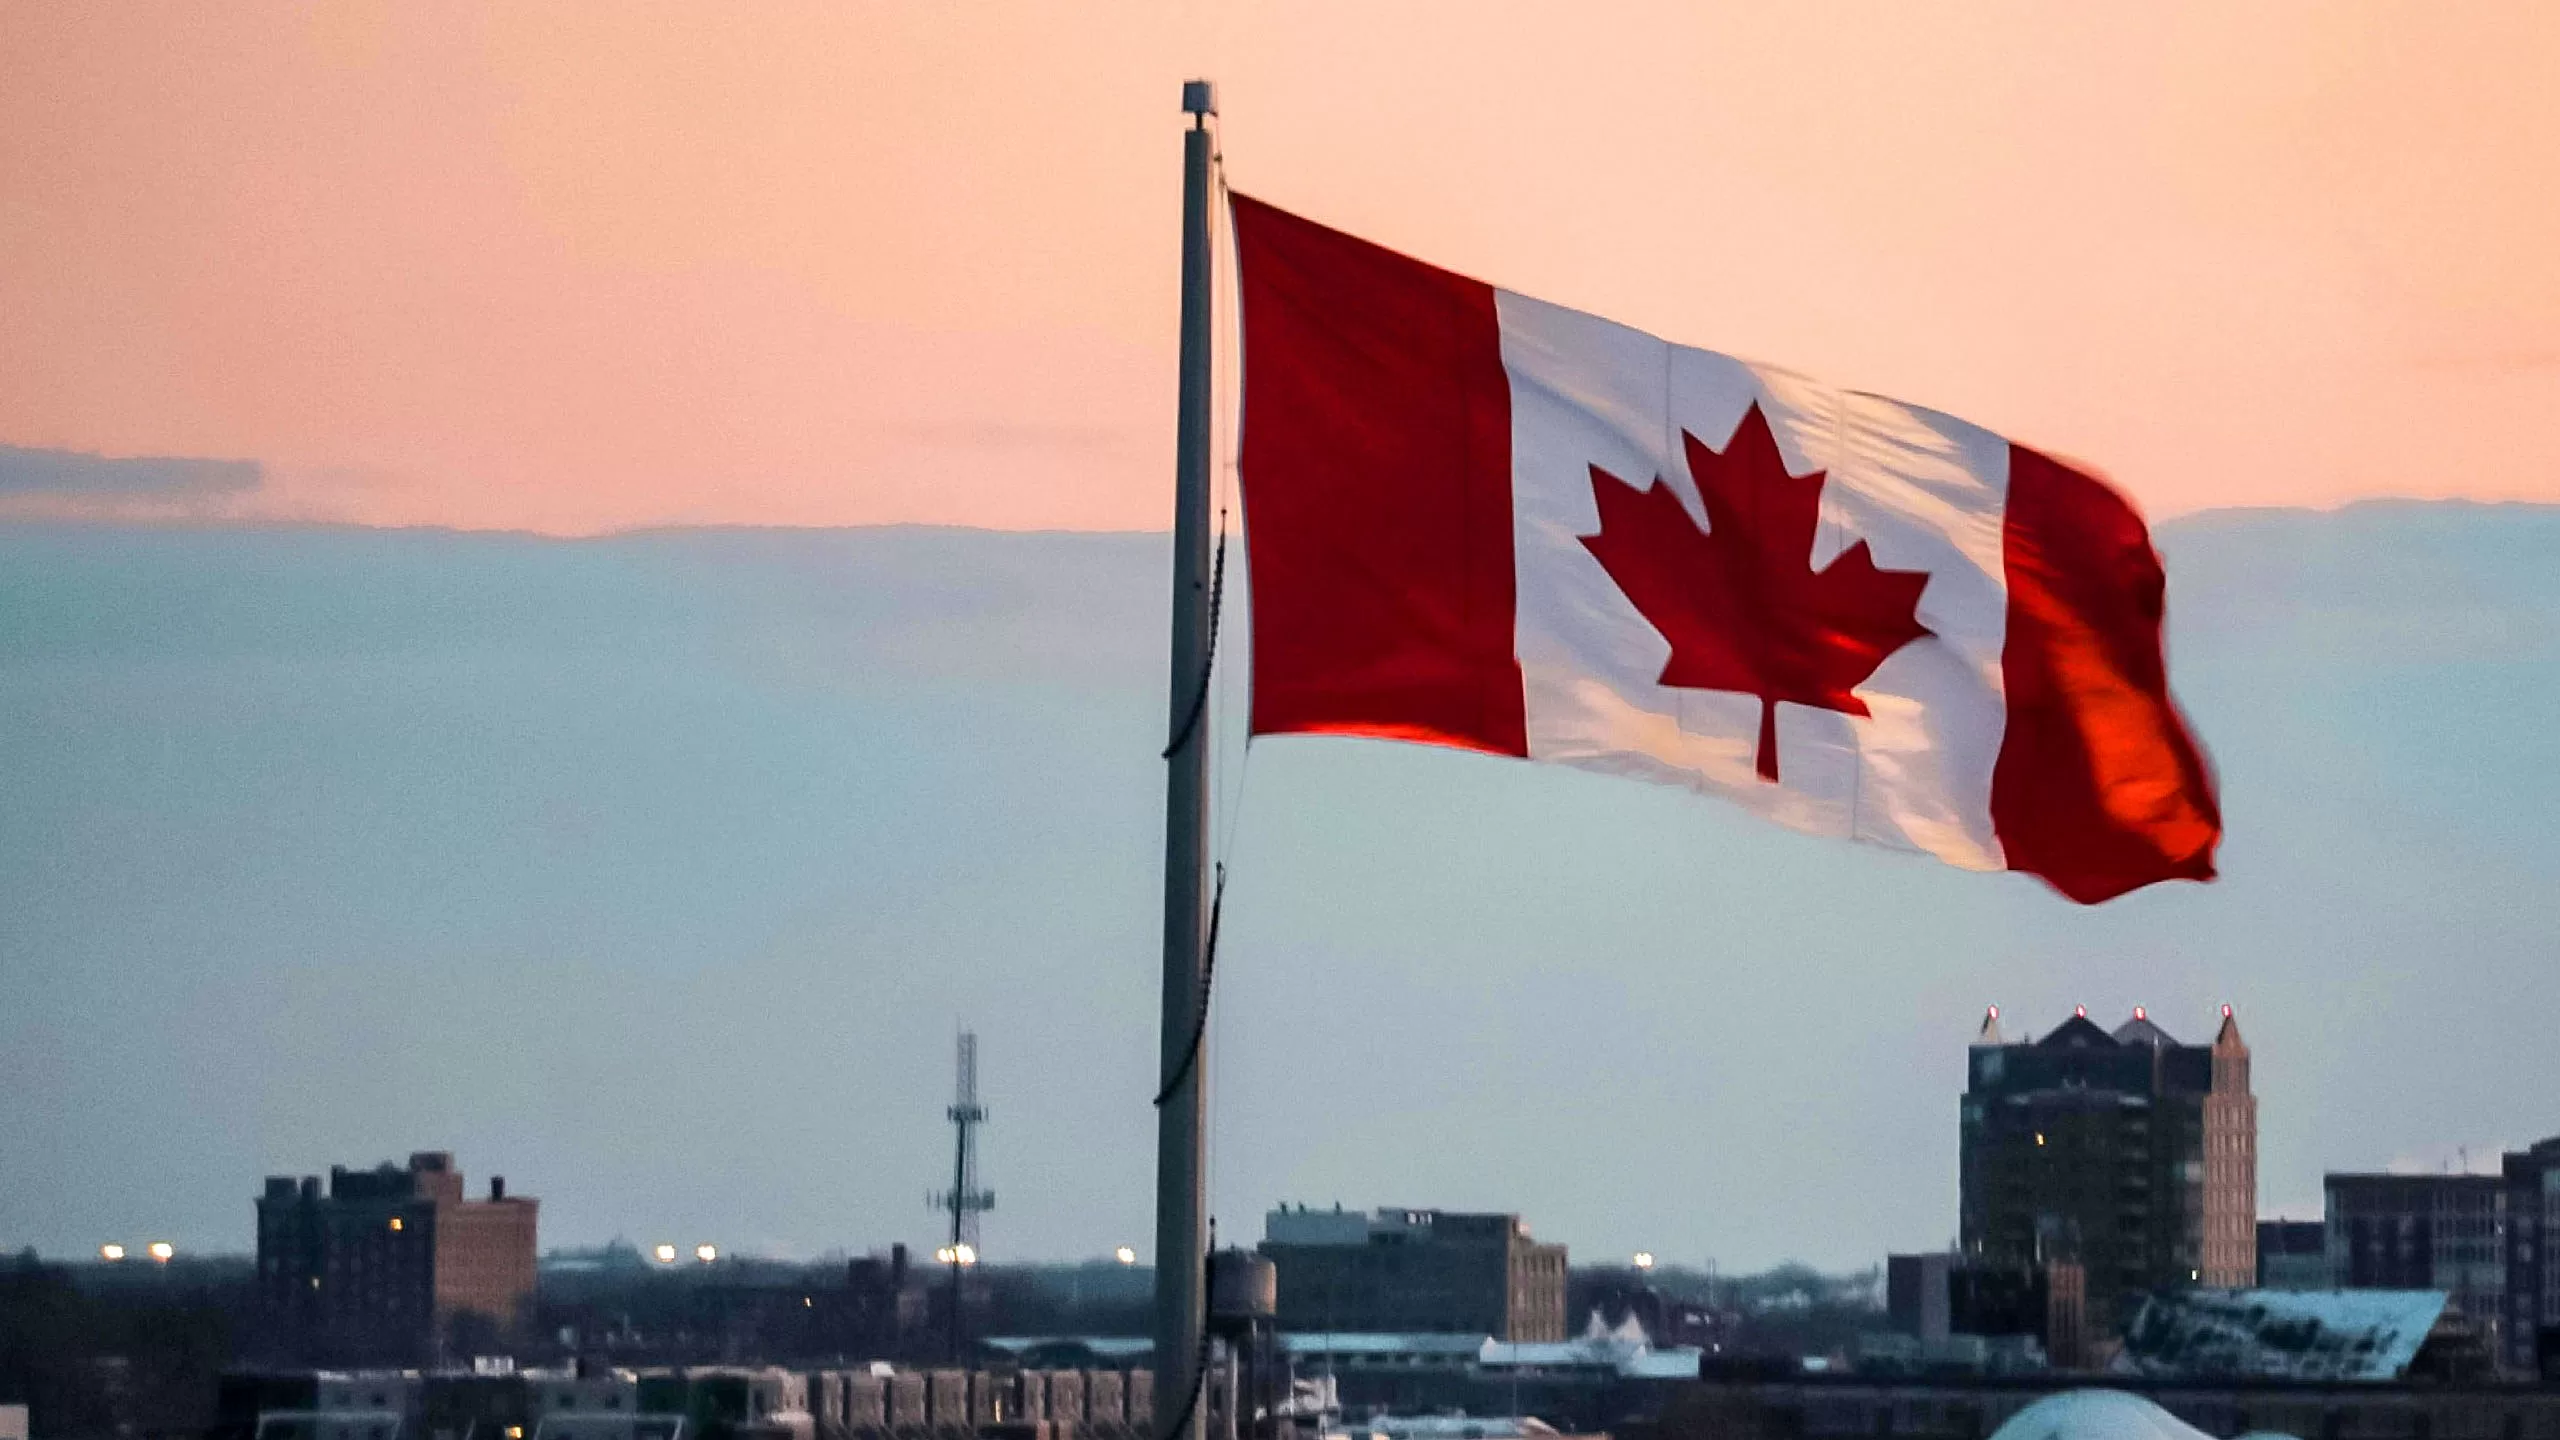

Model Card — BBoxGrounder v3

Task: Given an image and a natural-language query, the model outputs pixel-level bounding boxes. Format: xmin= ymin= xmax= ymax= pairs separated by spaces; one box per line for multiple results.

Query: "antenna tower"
xmin=930 ymin=1030 xmax=994 ymax=1359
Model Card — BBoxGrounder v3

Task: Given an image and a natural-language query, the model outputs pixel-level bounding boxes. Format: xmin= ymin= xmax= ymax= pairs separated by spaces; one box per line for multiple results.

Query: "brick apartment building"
xmin=256 ymin=1151 xmax=537 ymax=1363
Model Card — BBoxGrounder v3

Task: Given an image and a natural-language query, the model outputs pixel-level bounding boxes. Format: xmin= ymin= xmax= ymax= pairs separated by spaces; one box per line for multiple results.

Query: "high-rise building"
xmin=256 ymin=1151 xmax=537 ymax=1362
xmin=1959 ymin=1005 xmax=2256 ymax=1336
xmin=2503 ymin=1137 xmax=2560 ymax=1377
xmin=1257 ymin=1206 xmax=1567 ymax=1341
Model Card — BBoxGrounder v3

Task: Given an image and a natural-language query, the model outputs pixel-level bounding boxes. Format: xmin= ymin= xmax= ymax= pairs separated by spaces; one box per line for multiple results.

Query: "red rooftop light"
xmin=2222 ymin=1003 xmax=2234 ymax=1017
xmin=1987 ymin=1005 xmax=1999 ymax=1019
xmin=2134 ymin=1006 xmax=2147 ymax=1021
xmin=2075 ymin=1005 xmax=2087 ymax=1018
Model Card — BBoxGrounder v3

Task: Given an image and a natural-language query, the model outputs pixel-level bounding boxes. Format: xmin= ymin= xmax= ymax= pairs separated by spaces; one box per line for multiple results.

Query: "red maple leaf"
xmin=1579 ymin=402 xmax=1932 ymax=783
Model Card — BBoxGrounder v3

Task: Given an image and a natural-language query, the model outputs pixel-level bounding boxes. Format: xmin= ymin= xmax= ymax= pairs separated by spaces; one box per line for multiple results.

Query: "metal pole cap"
xmin=1182 ymin=79 xmax=1217 ymax=117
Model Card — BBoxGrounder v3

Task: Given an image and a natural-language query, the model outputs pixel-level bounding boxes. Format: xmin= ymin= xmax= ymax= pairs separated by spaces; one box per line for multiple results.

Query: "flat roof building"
xmin=1259 ymin=1206 xmax=1568 ymax=1342
xmin=2323 ymin=1171 xmax=2505 ymax=1360
xmin=2255 ymin=1220 xmax=2326 ymax=1291
xmin=1886 ymin=1254 xmax=1953 ymax=1346
xmin=2322 ymin=1136 xmax=2560 ymax=1378
xmin=2500 ymin=1136 xmax=2560 ymax=1378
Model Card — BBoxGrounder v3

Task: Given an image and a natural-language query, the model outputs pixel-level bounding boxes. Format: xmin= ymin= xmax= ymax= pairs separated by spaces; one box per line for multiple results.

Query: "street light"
xmin=100 ymin=1244 xmax=127 ymax=1262
xmin=148 ymin=1242 xmax=174 ymax=1263
xmin=653 ymin=1244 xmax=678 ymax=1264
xmin=1632 ymin=1252 xmax=1656 ymax=1271
xmin=934 ymin=1244 xmax=978 ymax=1266
xmin=1114 ymin=1246 xmax=1138 ymax=1265
xmin=694 ymin=1244 xmax=718 ymax=1264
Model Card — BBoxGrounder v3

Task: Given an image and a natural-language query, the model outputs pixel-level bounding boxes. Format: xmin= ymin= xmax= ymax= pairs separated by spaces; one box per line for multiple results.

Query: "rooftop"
xmin=2121 ymin=1289 xmax=2448 ymax=1382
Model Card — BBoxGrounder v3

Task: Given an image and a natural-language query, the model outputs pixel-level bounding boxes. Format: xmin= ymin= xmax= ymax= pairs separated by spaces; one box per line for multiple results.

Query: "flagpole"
xmin=1154 ymin=76 xmax=1217 ymax=1440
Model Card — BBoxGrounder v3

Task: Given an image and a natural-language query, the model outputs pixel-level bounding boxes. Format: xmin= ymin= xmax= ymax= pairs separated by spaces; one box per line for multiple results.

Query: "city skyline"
xmin=5 ymin=0 xmax=2558 ymax=1298
xmin=28 ymin=1056 xmax=2553 ymax=1270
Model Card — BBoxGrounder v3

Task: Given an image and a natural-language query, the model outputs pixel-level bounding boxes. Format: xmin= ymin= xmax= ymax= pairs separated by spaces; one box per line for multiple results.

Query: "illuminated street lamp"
xmin=694 ymin=1244 xmax=718 ymax=1264
xmin=653 ymin=1244 xmax=678 ymax=1264
xmin=1114 ymin=1246 xmax=1138 ymax=1265
xmin=100 ymin=1244 xmax=127 ymax=1262
xmin=1632 ymin=1251 xmax=1656 ymax=1272
xmin=933 ymin=1243 xmax=978 ymax=1266
xmin=148 ymin=1242 xmax=175 ymax=1263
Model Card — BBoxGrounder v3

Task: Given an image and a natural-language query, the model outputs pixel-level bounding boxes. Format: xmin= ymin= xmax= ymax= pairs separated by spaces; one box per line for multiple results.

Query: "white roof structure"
xmin=1283 ymin=1333 xmax=1490 ymax=1359
xmin=1343 ymin=1417 xmax=1567 ymax=1440
xmin=980 ymin=1335 xmax=1157 ymax=1361
xmin=1480 ymin=1313 xmax=1701 ymax=1378
xmin=1280 ymin=1322 xmax=1703 ymax=1381
xmin=1986 ymin=1390 xmax=2223 ymax=1440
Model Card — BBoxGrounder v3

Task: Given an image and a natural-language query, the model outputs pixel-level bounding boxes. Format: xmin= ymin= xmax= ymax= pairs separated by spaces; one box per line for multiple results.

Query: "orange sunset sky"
xmin=3 ymin=3 xmax=2556 ymax=534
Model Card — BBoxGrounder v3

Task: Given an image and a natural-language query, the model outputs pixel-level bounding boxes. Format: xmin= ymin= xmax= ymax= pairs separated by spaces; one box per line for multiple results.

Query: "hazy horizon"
xmin=6 ymin=0 xmax=2558 ymax=1289
xmin=6 ymin=500 xmax=2555 ymax=1271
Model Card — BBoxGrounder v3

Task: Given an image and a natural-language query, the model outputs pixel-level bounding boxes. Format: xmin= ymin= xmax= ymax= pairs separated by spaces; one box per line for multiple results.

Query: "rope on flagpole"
xmin=1159 ymin=507 xmax=1228 ymax=762
xmin=1152 ymin=860 xmax=1227 ymax=1109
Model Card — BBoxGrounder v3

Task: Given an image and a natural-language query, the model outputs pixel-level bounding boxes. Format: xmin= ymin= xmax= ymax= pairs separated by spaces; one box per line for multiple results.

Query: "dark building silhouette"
xmin=1886 ymin=1254 xmax=1952 ymax=1344
xmin=1925 ymin=1255 xmax=2088 ymax=1369
xmin=2503 ymin=1136 xmax=2560 ymax=1378
xmin=2323 ymin=1170 xmax=2505 ymax=1359
xmin=2322 ymin=1136 xmax=2560 ymax=1377
xmin=255 ymin=1151 xmax=536 ymax=1363
xmin=527 ymin=1245 xmax=934 ymax=1366
xmin=1258 ymin=1206 xmax=1567 ymax=1341
xmin=1959 ymin=1006 xmax=2256 ymax=1338
xmin=2255 ymin=1219 xmax=2327 ymax=1289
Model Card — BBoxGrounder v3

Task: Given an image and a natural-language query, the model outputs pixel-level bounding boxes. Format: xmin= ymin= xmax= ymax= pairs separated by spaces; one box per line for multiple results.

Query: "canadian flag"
xmin=1232 ymin=196 xmax=2220 ymax=903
